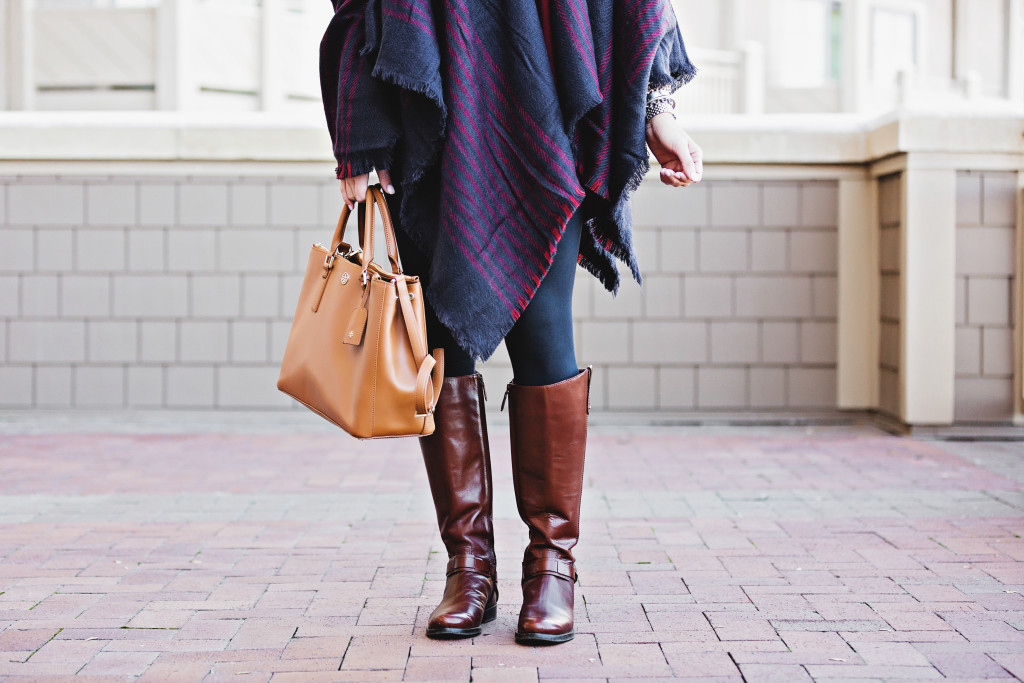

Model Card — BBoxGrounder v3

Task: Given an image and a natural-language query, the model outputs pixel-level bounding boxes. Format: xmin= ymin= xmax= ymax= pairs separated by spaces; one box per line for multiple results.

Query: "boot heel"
xmin=515 ymin=629 xmax=574 ymax=645
xmin=482 ymin=602 xmax=498 ymax=623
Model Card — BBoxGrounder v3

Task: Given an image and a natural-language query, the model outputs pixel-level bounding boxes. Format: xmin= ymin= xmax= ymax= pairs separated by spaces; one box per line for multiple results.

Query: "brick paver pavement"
xmin=2 ymin=418 xmax=1024 ymax=681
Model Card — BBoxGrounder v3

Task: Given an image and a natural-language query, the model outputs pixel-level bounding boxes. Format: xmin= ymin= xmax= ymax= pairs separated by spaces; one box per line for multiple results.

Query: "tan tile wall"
xmin=0 ymin=175 xmax=331 ymax=410
xmin=877 ymin=173 xmax=902 ymax=420
xmin=0 ymin=174 xmax=841 ymax=412
xmin=481 ymin=179 xmax=841 ymax=412
xmin=953 ymin=171 xmax=1018 ymax=422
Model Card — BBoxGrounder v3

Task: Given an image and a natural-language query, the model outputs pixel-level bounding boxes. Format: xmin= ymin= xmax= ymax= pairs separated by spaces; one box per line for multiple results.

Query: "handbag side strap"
xmin=414 ymin=349 xmax=445 ymax=416
xmin=395 ymin=275 xmax=443 ymax=415
xmin=359 ymin=187 xmax=376 ymax=270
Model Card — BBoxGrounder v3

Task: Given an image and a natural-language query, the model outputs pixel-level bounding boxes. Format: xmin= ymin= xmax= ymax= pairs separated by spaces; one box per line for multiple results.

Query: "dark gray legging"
xmin=385 ymin=190 xmax=580 ymax=387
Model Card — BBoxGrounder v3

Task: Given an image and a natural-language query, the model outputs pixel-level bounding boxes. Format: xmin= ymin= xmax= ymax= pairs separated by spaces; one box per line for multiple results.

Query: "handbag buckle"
xmin=322 ymin=251 xmax=337 ymax=276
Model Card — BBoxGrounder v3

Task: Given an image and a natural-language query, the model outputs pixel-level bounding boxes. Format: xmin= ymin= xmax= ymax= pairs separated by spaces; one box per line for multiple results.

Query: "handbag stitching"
xmin=370 ymin=281 xmax=387 ymax=435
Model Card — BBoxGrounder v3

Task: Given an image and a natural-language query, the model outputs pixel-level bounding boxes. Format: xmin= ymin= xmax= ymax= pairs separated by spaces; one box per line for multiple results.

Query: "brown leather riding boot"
xmin=420 ymin=372 xmax=498 ymax=639
xmin=503 ymin=367 xmax=591 ymax=645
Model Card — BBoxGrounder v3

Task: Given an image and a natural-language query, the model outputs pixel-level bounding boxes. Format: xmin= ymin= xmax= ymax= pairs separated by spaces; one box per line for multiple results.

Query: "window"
xmin=869 ymin=6 xmax=919 ymax=86
xmin=770 ymin=0 xmax=842 ymax=88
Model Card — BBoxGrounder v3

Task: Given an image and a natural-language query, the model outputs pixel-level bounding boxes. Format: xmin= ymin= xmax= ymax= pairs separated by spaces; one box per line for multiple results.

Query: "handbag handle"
xmin=361 ymin=185 xmax=403 ymax=275
xmin=329 ymin=201 xmax=355 ymax=256
xmin=327 ymin=184 xmax=402 ymax=275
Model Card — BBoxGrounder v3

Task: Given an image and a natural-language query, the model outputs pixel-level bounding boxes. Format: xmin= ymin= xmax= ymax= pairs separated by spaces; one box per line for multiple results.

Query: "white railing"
xmin=3 ymin=0 xmax=329 ymax=111
xmin=6 ymin=0 xmax=1023 ymax=116
xmin=7 ymin=0 xmax=760 ymax=115
xmin=34 ymin=5 xmax=159 ymax=109
xmin=677 ymin=44 xmax=764 ymax=115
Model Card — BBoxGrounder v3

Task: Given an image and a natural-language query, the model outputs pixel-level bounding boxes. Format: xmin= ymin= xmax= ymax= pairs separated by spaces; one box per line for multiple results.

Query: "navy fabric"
xmin=388 ymin=189 xmax=581 ymax=387
xmin=321 ymin=0 xmax=696 ymax=361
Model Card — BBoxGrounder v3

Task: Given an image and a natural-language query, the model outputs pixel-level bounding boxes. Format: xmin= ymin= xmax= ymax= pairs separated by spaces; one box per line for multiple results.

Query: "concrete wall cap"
xmin=0 ymin=111 xmax=1020 ymax=165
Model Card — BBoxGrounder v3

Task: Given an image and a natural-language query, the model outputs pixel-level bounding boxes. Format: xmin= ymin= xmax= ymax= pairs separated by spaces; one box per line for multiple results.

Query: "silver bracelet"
xmin=645 ymin=96 xmax=676 ymax=123
xmin=646 ymin=83 xmax=674 ymax=102
xmin=645 ymin=81 xmax=676 ymax=122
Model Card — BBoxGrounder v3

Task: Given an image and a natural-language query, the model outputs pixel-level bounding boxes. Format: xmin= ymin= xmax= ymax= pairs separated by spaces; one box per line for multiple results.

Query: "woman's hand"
xmin=645 ymin=113 xmax=702 ymax=187
xmin=339 ymin=169 xmax=395 ymax=210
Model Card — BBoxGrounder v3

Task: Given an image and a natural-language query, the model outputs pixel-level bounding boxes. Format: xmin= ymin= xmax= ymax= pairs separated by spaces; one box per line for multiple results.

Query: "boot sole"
xmin=425 ymin=603 xmax=498 ymax=639
xmin=514 ymin=629 xmax=574 ymax=645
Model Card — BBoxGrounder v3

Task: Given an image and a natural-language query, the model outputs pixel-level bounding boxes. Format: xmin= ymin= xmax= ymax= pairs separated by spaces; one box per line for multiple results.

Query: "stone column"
xmin=157 ymin=0 xmax=192 ymax=110
xmin=5 ymin=0 xmax=34 ymax=110
xmin=1015 ymin=174 xmax=1024 ymax=422
xmin=899 ymin=157 xmax=957 ymax=424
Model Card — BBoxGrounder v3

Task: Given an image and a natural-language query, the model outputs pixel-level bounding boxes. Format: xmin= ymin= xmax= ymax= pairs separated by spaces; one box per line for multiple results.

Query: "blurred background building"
xmin=3 ymin=0 xmax=1021 ymax=116
xmin=0 ymin=0 xmax=1022 ymax=434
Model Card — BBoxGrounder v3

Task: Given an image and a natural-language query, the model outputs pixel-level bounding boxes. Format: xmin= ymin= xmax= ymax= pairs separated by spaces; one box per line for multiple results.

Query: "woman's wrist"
xmin=645 ymin=110 xmax=676 ymax=131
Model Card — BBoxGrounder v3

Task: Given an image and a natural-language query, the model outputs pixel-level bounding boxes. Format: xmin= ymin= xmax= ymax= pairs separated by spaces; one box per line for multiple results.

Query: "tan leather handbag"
xmin=277 ymin=184 xmax=444 ymax=439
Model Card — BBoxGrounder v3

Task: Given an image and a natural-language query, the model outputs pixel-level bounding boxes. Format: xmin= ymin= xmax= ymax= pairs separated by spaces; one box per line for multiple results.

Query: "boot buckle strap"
xmin=446 ymin=554 xmax=493 ymax=577
xmin=523 ymin=556 xmax=575 ymax=582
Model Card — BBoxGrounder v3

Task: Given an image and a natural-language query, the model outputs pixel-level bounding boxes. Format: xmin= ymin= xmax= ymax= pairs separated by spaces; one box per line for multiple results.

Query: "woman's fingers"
xmin=339 ymin=173 xmax=374 ymax=209
xmin=341 ymin=177 xmax=356 ymax=210
xmin=660 ymin=167 xmax=691 ymax=188
xmin=677 ymin=140 xmax=699 ymax=183
xmin=353 ymin=174 xmax=369 ymax=203
xmin=343 ymin=174 xmax=368 ymax=205
xmin=378 ymin=169 xmax=395 ymax=194
xmin=690 ymin=141 xmax=704 ymax=182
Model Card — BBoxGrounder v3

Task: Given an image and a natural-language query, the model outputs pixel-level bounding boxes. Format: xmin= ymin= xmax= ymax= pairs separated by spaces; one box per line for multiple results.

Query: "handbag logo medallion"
xmin=340 ymin=272 xmax=350 ymax=285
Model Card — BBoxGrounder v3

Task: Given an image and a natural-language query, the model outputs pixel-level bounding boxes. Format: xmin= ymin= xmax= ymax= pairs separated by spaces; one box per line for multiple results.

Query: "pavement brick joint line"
xmin=2 ymin=426 xmax=1024 ymax=681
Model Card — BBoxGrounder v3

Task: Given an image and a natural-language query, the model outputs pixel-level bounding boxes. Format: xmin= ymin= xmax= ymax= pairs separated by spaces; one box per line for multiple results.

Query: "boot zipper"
xmin=477 ymin=373 xmax=487 ymax=401
xmin=500 ymin=386 xmax=510 ymax=412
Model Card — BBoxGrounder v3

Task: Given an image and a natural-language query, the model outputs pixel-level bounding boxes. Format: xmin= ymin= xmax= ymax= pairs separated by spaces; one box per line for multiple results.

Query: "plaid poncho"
xmin=320 ymin=0 xmax=696 ymax=360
